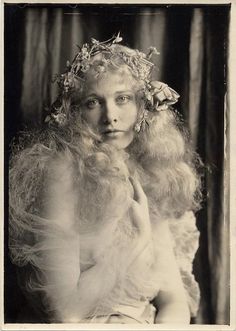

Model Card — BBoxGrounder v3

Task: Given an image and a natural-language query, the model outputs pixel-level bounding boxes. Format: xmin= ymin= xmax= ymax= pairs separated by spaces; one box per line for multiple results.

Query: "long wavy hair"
xmin=73 ymin=44 xmax=202 ymax=219
xmin=9 ymin=44 xmax=202 ymax=268
xmin=8 ymin=44 xmax=203 ymax=322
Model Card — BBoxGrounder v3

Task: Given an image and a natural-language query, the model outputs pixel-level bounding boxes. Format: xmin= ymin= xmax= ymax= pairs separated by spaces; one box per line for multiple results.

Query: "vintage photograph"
xmin=3 ymin=2 xmax=230 ymax=327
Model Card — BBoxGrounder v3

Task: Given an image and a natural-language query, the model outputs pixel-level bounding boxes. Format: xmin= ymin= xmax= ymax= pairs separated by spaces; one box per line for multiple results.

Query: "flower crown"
xmin=45 ymin=33 xmax=180 ymax=130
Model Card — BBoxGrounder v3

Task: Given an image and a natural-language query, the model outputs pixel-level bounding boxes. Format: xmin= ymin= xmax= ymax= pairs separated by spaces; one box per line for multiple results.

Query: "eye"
xmin=85 ymin=98 xmax=101 ymax=110
xmin=116 ymin=95 xmax=133 ymax=105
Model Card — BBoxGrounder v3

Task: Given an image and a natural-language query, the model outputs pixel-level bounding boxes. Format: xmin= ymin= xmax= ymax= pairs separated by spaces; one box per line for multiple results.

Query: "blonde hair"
xmin=9 ymin=43 xmax=202 ymax=266
xmin=128 ymin=109 xmax=202 ymax=218
xmin=74 ymin=44 xmax=202 ymax=218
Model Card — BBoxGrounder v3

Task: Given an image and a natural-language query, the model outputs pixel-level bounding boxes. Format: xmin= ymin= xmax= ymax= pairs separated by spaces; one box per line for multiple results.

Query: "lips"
xmin=102 ymin=129 xmax=125 ymax=138
xmin=103 ymin=129 xmax=124 ymax=134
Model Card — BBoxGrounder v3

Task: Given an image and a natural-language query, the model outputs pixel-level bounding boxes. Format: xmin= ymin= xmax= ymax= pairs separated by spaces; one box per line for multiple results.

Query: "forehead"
xmin=83 ymin=70 xmax=138 ymax=96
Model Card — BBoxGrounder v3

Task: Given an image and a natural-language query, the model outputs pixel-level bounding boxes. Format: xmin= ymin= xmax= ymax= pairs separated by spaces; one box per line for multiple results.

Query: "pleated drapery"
xmin=4 ymin=4 xmax=230 ymax=325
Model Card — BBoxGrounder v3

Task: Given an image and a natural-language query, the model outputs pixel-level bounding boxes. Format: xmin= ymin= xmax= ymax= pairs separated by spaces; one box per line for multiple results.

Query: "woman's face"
xmin=81 ymin=71 xmax=139 ymax=150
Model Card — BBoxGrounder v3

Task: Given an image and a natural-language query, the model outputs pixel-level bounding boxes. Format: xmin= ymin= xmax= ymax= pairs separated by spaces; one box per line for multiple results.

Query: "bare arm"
xmin=129 ymin=177 xmax=190 ymax=324
xmin=152 ymin=219 xmax=190 ymax=324
xmin=39 ymin=157 xmax=91 ymax=320
xmin=42 ymin=166 xmax=189 ymax=323
xmin=41 ymin=156 xmax=117 ymax=322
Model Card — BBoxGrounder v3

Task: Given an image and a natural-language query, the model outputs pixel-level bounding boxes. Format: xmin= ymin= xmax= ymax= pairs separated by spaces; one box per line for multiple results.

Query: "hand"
xmin=129 ymin=177 xmax=152 ymax=243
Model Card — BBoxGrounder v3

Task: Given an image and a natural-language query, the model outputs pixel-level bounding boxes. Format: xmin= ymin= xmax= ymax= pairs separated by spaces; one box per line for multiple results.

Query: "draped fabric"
xmin=4 ymin=4 xmax=230 ymax=324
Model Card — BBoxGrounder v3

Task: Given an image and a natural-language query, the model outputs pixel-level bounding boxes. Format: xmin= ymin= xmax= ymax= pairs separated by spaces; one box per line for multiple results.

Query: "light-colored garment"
xmin=9 ymin=140 xmax=200 ymax=322
xmin=82 ymin=302 xmax=156 ymax=323
xmin=78 ymin=211 xmax=200 ymax=323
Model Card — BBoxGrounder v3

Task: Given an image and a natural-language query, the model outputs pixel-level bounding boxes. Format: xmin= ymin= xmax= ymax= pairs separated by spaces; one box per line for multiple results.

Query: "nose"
xmin=102 ymin=100 xmax=118 ymax=125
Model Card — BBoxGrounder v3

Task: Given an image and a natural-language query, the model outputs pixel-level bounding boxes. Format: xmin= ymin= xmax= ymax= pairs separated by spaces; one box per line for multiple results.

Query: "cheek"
xmin=83 ymin=109 xmax=101 ymax=127
xmin=124 ymin=105 xmax=138 ymax=127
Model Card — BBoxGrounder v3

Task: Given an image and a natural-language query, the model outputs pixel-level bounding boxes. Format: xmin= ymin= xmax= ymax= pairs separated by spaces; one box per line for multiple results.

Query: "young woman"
xmin=9 ymin=34 xmax=201 ymax=324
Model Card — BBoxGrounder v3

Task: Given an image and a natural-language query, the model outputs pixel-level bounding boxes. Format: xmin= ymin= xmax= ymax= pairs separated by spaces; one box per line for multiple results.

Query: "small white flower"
xmin=113 ymin=32 xmax=123 ymax=43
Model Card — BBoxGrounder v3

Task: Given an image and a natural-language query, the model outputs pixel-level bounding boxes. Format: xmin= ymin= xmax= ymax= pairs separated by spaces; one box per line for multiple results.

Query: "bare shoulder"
xmin=45 ymin=151 xmax=77 ymax=229
xmin=47 ymin=150 xmax=74 ymax=170
xmin=44 ymin=150 xmax=77 ymax=209
xmin=47 ymin=150 xmax=75 ymax=182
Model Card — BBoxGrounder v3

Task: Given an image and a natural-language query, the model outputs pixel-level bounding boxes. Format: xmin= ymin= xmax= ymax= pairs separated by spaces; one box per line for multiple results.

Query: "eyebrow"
xmin=114 ymin=90 xmax=134 ymax=95
xmin=83 ymin=93 xmax=100 ymax=100
xmin=83 ymin=90 xmax=134 ymax=100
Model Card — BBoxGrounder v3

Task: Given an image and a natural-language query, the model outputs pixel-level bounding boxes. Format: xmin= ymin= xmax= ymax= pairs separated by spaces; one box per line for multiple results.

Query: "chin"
xmin=106 ymin=141 xmax=126 ymax=150
xmin=104 ymin=138 xmax=132 ymax=150
xmin=102 ymin=133 xmax=134 ymax=150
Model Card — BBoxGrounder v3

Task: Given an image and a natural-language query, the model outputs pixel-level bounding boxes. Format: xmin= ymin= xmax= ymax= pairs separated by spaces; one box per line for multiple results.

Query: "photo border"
xmin=1 ymin=0 xmax=235 ymax=330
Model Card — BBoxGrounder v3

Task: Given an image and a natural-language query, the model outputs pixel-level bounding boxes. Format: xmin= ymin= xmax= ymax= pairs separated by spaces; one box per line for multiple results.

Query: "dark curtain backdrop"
xmin=4 ymin=4 xmax=230 ymax=325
